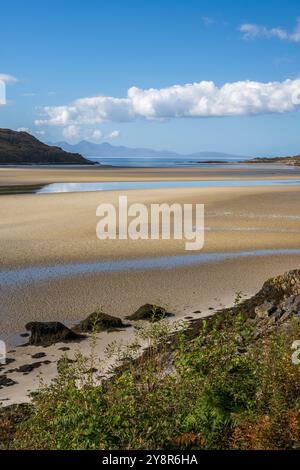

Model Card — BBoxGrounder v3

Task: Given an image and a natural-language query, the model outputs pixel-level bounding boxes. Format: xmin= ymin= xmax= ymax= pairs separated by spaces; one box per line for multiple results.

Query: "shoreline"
xmin=2 ymin=250 xmax=300 ymax=341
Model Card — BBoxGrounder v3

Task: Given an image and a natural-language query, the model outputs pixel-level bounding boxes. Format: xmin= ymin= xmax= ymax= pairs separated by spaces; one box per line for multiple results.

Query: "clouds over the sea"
xmin=62 ymin=125 xmax=120 ymax=142
xmin=35 ymin=78 xmax=300 ymax=132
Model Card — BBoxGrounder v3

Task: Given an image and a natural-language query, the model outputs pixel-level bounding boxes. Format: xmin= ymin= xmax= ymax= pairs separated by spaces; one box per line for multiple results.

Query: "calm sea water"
xmin=0 ymin=178 xmax=299 ymax=195
xmin=89 ymin=156 xmax=249 ymax=168
xmin=36 ymin=179 xmax=300 ymax=194
xmin=2 ymin=249 xmax=300 ymax=286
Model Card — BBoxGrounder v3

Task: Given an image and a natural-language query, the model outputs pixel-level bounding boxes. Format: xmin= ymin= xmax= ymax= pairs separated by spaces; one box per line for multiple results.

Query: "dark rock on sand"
xmin=126 ymin=304 xmax=172 ymax=322
xmin=25 ymin=321 xmax=82 ymax=347
xmin=0 ymin=376 xmax=17 ymax=389
xmin=74 ymin=311 xmax=126 ymax=333
xmin=0 ymin=358 xmax=16 ymax=372
xmin=31 ymin=352 xmax=47 ymax=359
xmin=15 ymin=360 xmax=52 ymax=374
xmin=15 ymin=363 xmax=43 ymax=374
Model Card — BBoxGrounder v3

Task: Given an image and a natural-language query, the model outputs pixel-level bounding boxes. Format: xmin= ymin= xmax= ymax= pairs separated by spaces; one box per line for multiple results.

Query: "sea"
xmin=88 ymin=156 xmax=248 ymax=168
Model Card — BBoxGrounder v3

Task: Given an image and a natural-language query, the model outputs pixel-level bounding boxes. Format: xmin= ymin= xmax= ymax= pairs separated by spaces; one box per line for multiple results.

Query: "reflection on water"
xmin=1 ymin=249 xmax=300 ymax=287
xmin=1 ymin=179 xmax=300 ymax=195
xmin=34 ymin=179 xmax=300 ymax=194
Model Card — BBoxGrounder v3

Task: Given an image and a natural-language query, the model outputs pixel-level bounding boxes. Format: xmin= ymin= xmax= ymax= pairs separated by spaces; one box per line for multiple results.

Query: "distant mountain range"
xmin=0 ymin=130 xmax=92 ymax=165
xmin=53 ymin=140 xmax=248 ymax=161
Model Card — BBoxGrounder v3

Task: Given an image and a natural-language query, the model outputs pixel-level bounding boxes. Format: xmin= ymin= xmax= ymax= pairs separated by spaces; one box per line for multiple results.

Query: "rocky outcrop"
xmin=25 ymin=322 xmax=82 ymax=347
xmin=0 ymin=129 xmax=93 ymax=165
xmin=126 ymin=304 xmax=172 ymax=322
xmin=74 ymin=311 xmax=127 ymax=333
xmin=246 ymin=155 xmax=300 ymax=166
xmin=184 ymin=270 xmax=300 ymax=342
xmin=230 ymin=270 xmax=300 ymax=320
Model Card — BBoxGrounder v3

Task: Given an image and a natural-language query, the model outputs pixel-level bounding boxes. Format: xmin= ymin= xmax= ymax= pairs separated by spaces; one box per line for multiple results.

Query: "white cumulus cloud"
xmin=36 ymin=96 xmax=132 ymax=126
xmin=35 ymin=78 xmax=300 ymax=127
xmin=62 ymin=125 xmax=104 ymax=142
xmin=239 ymin=19 xmax=300 ymax=42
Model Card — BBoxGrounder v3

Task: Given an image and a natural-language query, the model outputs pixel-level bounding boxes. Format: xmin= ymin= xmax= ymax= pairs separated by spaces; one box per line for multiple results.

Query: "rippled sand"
xmin=0 ymin=179 xmax=300 ymax=337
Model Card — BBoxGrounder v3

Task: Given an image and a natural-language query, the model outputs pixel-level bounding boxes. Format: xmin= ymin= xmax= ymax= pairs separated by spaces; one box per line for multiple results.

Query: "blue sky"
xmin=0 ymin=0 xmax=300 ymax=156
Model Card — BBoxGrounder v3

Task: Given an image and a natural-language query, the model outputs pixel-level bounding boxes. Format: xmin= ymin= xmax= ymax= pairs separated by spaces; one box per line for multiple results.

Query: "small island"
xmin=245 ymin=154 xmax=300 ymax=166
xmin=0 ymin=129 xmax=93 ymax=165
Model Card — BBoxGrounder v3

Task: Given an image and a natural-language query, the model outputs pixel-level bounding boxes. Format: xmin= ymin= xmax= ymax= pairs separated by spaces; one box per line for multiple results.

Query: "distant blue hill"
xmin=53 ymin=140 xmax=248 ymax=161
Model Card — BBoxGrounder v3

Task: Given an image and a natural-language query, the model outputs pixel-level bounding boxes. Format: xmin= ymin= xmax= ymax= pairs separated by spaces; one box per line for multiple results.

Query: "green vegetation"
xmin=2 ymin=299 xmax=300 ymax=450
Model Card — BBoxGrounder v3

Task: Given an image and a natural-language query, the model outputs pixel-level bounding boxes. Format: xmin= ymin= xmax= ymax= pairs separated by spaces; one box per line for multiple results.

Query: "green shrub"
xmin=11 ymin=314 xmax=300 ymax=450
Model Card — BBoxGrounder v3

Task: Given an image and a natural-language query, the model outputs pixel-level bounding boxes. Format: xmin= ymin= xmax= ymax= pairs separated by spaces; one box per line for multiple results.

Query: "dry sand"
xmin=1 ymin=166 xmax=300 ymax=404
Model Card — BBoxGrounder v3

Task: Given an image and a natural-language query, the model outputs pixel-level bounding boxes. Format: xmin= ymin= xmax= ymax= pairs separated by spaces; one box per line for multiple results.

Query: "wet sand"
xmin=0 ymin=184 xmax=300 ymax=270
xmin=1 ymin=164 xmax=300 ymax=186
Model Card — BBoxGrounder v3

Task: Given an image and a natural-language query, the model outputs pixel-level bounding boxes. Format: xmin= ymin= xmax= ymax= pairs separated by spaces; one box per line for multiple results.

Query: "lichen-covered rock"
xmin=74 ymin=311 xmax=126 ymax=333
xmin=255 ymin=301 xmax=277 ymax=319
xmin=25 ymin=322 xmax=82 ymax=347
xmin=126 ymin=304 xmax=171 ymax=322
xmin=227 ymin=270 xmax=300 ymax=320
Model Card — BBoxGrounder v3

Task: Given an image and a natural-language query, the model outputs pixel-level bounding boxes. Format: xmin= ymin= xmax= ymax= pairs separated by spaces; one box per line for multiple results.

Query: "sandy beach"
xmin=1 ymin=164 xmax=300 ymax=186
xmin=1 ymin=165 xmax=300 ymax=405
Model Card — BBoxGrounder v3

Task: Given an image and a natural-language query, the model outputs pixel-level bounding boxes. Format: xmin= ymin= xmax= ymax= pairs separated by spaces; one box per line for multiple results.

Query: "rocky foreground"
xmin=1 ymin=270 xmax=300 ymax=449
xmin=0 ymin=129 xmax=93 ymax=165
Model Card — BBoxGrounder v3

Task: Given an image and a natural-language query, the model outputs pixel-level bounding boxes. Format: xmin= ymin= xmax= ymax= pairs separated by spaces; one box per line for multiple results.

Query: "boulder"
xmin=0 ymin=375 xmax=17 ymax=389
xmin=74 ymin=311 xmax=126 ymax=333
xmin=254 ymin=301 xmax=277 ymax=319
xmin=31 ymin=352 xmax=46 ymax=359
xmin=126 ymin=304 xmax=171 ymax=322
xmin=25 ymin=322 xmax=82 ymax=347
